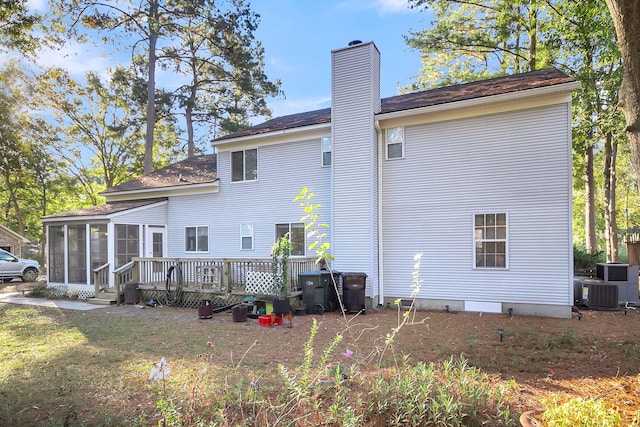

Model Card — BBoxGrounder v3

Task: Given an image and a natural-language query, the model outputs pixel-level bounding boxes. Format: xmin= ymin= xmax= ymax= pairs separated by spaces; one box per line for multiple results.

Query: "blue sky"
xmin=25 ymin=0 xmax=427 ymax=121
xmin=251 ymin=0 xmax=426 ymax=118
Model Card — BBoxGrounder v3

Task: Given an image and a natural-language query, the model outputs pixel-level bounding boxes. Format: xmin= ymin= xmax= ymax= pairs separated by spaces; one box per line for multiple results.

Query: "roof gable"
xmin=101 ymin=154 xmax=217 ymax=195
xmin=214 ymin=68 xmax=575 ymax=142
xmin=42 ymin=199 xmax=167 ymax=221
xmin=0 ymin=224 xmax=30 ymax=243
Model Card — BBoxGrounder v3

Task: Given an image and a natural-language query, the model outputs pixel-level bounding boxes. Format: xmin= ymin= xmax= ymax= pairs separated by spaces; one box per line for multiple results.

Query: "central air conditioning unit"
xmin=585 ymin=281 xmax=619 ymax=310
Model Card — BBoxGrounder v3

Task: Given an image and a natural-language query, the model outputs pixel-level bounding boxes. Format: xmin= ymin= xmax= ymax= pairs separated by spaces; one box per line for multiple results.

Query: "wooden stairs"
xmin=88 ymin=290 xmax=122 ymax=306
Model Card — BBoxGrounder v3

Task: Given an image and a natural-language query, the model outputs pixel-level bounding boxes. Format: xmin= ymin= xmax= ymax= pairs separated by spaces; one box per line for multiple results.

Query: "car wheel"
xmin=22 ymin=268 xmax=38 ymax=282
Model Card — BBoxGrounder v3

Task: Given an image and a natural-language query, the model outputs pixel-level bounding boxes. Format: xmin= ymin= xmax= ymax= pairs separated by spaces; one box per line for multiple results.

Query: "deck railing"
xmin=133 ymin=257 xmax=318 ymax=294
xmin=93 ymin=257 xmax=321 ymax=305
xmin=113 ymin=261 xmax=137 ymax=302
xmin=93 ymin=262 xmax=110 ymax=296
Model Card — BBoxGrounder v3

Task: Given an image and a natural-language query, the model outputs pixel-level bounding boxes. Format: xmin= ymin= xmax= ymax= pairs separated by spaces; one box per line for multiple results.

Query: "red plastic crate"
xmin=258 ymin=314 xmax=284 ymax=327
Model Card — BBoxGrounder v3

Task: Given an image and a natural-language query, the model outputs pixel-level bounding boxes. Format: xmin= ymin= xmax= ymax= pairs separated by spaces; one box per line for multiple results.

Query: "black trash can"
xmin=124 ymin=281 xmax=139 ymax=305
xmin=341 ymin=273 xmax=367 ymax=314
xmin=299 ymin=270 xmax=340 ymax=314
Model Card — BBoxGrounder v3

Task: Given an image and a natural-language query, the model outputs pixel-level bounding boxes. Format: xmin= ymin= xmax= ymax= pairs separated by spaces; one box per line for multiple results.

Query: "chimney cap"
xmin=348 ymin=40 xmax=362 ymax=46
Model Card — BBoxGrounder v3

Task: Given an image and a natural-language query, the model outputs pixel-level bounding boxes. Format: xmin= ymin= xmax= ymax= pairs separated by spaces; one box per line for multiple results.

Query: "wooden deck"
xmin=92 ymin=257 xmax=318 ymax=308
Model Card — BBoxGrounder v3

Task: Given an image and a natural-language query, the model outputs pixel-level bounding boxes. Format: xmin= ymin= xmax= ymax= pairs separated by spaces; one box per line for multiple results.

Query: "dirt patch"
xmin=93 ymin=300 xmax=640 ymax=423
xmin=3 ymin=280 xmax=639 ymax=423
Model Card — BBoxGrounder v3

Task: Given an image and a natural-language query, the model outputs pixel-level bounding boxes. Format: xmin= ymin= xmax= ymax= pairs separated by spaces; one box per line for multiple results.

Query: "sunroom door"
xmin=146 ymin=226 xmax=167 ymax=283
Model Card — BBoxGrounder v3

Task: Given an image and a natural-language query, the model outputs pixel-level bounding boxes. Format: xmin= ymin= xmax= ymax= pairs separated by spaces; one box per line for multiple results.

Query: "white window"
xmin=185 ymin=226 xmax=209 ymax=252
xmin=385 ymin=126 xmax=404 ymax=159
xmin=473 ymin=213 xmax=507 ymax=268
xmin=231 ymin=149 xmax=257 ymax=182
xmin=240 ymin=223 xmax=254 ymax=250
xmin=275 ymin=223 xmax=305 ymax=256
xmin=321 ymin=137 xmax=332 ymax=166
xmin=115 ymin=224 xmax=139 ymax=268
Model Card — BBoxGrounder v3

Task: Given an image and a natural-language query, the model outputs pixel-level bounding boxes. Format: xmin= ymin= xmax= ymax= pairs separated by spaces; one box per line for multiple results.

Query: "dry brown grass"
xmin=1 ymin=283 xmax=639 ymax=425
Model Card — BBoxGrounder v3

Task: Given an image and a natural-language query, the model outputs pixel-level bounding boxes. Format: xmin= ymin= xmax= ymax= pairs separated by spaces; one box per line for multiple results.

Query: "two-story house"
xmin=42 ymin=40 xmax=579 ymax=317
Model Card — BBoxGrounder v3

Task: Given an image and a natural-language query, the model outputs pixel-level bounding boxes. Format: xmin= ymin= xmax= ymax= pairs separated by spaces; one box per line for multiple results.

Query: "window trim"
xmin=231 ymin=148 xmax=258 ymax=182
xmin=115 ymin=223 xmax=140 ymax=269
xmin=240 ymin=223 xmax=254 ymax=251
xmin=385 ymin=126 xmax=405 ymax=160
xmin=472 ymin=213 xmax=508 ymax=269
xmin=321 ymin=136 xmax=332 ymax=167
xmin=275 ymin=222 xmax=305 ymax=257
xmin=185 ymin=226 xmax=209 ymax=253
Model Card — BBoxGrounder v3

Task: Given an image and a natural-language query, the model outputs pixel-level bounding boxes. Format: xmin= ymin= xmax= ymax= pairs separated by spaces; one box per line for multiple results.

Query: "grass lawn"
xmin=1 ymin=300 xmax=639 ymax=426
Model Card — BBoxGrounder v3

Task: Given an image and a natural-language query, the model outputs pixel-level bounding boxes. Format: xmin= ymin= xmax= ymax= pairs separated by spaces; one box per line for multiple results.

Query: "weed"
xmin=541 ymin=396 xmax=622 ymax=426
xmin=367 ymin=355 xmax=515 ymax=426
xmin=622 ymin=341 xmax=640 ymax=359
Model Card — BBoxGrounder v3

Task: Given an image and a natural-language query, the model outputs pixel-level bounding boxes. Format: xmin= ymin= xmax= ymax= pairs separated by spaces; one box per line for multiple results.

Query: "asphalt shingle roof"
xmin=101 ymin=153 xmax=217 ymax=194
xmin=43 ymin=199 xmax=167 ymax=219
xmin=215 ymin=68 xmax=575 ymax=142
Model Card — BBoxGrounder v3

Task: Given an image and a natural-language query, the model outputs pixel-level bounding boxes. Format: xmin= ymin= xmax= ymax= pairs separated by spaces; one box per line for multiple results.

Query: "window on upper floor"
xmin=385 ymin=126 xmax=404 ymax=159
xmin=275 ymin=223 xmax=305 ymax=256
xmin=231 ymin=149 xmax=258 ymax=182
xmin=240 ymin=223 xmax=254 ymax=250
xmin=185 ymin=226 xmax=209 ymax=252
xmin=321 ymin=137 xmax=332 ymax=166
xmin=473 ymin=213 xmax=507 ymax=269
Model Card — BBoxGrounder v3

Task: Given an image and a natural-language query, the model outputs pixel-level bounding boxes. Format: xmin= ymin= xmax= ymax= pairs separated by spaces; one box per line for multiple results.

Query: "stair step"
xmin=88 ymin=297 xmax=119 ymax=306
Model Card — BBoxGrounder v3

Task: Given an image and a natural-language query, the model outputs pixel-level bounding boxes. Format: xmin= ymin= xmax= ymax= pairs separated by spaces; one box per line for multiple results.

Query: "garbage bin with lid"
xmin=124 ymin=281 xmax=139 ymax=305
xmin=341 ymin=273 xmax=367 ymax=314
xmin=299 ymin=270 xmax=341 ymax=314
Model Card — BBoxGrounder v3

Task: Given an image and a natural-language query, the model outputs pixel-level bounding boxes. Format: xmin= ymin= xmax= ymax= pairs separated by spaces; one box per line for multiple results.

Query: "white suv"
xmin=0 ymin=249 xmax=40 ymax=282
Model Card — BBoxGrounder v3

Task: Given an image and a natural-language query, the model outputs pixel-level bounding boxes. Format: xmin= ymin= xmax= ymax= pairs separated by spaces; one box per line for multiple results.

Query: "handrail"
xmin=114 ymin=261 xmax=137 ymax=306
xmin=92 ymin=262 xmax=110 ymax=297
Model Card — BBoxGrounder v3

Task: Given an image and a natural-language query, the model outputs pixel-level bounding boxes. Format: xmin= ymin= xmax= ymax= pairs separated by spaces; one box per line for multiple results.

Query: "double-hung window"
xmin=473 ymin=213 xmax=507 ymax=268
xmin=321 ymin=137 xmax=332 ymax=166
xmin=385 ymin=126 xmax=404 ymax=159
xmin=185 ymin=226 xmax=209 ymax=252
xmin=275 ymin=223 xmax=305 ymax=256
xmin=240 ymin=223 xmax=254 ymax=250
xmin=115 ymin=224 xmax=139 ymax=268
xmin=231 ymin=149 xmax=257 ymax=182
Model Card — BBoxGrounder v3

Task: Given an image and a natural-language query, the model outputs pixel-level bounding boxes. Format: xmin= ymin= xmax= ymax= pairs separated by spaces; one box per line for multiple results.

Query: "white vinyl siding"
xmin=381 ymin=103 xmax=572 ymax=307
xmin=112 ymin=202 xmax=167 ymax=225
xmin=167 ymin=137 xmax=331 ymax=259
xmin=331 ymin=42 xmax=380 ymax=295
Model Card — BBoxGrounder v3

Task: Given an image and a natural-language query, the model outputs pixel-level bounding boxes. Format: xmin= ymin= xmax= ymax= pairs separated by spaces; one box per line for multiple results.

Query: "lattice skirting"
xmin=139 ymin=289 xmax=246 ymax=309
xmin=47 ymin=284 xmax=96 ymax=299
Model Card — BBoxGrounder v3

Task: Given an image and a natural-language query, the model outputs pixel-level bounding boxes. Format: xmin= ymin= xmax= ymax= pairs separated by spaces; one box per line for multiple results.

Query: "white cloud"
xmin=26 ymin=0 xmax=48 ymax=12
xmin=34 ymin=42 xmax=114 ymax=78
xmin=375 ymin=0 xmax=413 ymax=14
xmin=335 ymin=0 xmax=414 ymax=15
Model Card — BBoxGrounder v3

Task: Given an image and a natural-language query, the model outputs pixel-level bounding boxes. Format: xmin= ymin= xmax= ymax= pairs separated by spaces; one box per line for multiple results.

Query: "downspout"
xmin=375 ymin=119 xmax=384 ymax=307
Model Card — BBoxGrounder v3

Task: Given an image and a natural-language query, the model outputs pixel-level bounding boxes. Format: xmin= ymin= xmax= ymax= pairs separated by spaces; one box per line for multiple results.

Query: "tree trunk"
xmin=604 ymin=133 xmax=619 ymax=262
xmin=2 ymin=170 xmax=25 ymax=236
xmin=186 ymin=60 xmax=197 ymax=158
xmin=605 ymin=1 xmax=640 ymax=189
xmin=585 ymin=144 xmax=597 ymax=253
xmin=144 ymin=0 xmax=159 ymax=174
